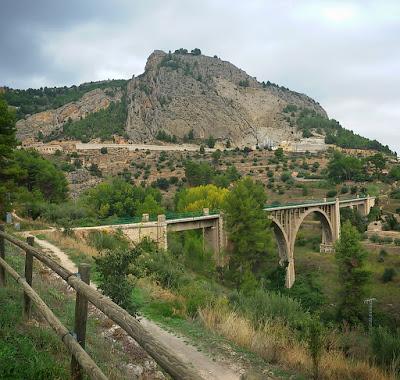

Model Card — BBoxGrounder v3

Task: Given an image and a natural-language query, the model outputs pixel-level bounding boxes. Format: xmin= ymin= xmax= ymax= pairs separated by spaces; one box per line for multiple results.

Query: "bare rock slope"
xmin=16 ymin=88 xmax=123 ymax=141
xmin=126 ymin=50 xmax=327 ymax=146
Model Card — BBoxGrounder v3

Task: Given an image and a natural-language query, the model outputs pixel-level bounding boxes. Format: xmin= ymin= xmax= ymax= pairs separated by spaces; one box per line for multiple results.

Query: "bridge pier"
xmin=286 ymin=259 xmax=295 ymax=288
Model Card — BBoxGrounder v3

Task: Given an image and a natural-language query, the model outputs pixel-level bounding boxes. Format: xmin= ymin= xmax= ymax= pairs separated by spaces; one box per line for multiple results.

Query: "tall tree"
xmin=335 ymin=220 xmax=370 ymax=325
xmin=327 ymin=151 xmax=364 ymax=183
xmin=0 ymin=98 xmax=18 ymax=216
xmin=223 ymin=177 xmax=272 ymax=281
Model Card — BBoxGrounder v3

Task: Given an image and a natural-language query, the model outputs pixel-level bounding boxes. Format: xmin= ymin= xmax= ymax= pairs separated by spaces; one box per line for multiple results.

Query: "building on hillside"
xmin=20 ymin=141 xmax=63 ymax=154
xmin=279 ymin=138 xmax=327 ymax=153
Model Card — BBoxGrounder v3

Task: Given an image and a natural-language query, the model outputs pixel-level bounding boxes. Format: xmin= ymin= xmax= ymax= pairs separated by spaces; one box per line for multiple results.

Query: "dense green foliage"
xmin=184 ymin=160 xmax=240 ymax=188
xmin=82 ymin=177 xmax=163 ymax=219
xmin=4 ymin=80 xmax=127 ymax=120
xmin=340 ymin=207 xmax=368 ymax=233
xmin=335 ymin=221 xmax=370 ymax=325
xmin=371 ymin=327 xmax=400 ymax=374
xmin=13 ymin=150 xmax=68 ymax=203
xmin=295 ymin=108 xmax=392 ymax=153
xmin=327 ymin=151 xmax=365 ymax=183
xmin=60 ymin=96 xmax=127 ymax=142
xmin=223 ymin=178 xmax=273 ymax=282
xmin=95 ymin=246 xmax=138 ymax=312
xmin=176 ymin=184 xmax=228 ymax=212
xmin=0 ymin=98 xmax=18 ymax=216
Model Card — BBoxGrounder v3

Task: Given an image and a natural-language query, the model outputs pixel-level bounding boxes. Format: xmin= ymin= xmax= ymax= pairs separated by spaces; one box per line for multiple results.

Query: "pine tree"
xmin=223 ymin=177 xmax=272 ymax=283
xmin=335 ymin=220 xmax=370 ymax=325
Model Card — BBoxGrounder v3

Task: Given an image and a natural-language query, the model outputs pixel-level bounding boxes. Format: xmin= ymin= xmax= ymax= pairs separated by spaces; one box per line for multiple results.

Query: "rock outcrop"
xmin=15 ymin=50 xmax=328 ymax=147
xmin=126 ymin=50 xmax=327 ymax=146
xmin=16 ymin=88 xmax=123 ymax=141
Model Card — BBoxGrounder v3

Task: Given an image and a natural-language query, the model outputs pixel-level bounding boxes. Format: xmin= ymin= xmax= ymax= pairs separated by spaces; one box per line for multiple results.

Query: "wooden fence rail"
xmin=0 ymin=226 xmax=202 ymax=380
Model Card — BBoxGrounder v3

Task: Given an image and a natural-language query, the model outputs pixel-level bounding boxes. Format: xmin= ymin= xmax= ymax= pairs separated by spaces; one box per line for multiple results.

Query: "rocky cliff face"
xmin=16 ymin=50 xmax=327 ymax=147
xmin=16 ymin=88 xmax=123 ymax=141
xmin=126 ymin=50 xmax=327 ymax=146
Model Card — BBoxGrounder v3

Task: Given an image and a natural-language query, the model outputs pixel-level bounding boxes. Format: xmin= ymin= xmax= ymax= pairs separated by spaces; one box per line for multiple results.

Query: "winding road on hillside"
xmin=23 ymin=232 xmax=243 ymax=380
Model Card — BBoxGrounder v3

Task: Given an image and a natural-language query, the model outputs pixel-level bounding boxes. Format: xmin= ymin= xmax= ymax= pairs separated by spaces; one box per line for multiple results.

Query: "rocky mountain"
xmin=12 ymin=49 xmax=391 ymax=152
xmin=15 ymin=87 xmax=123 ymax=141
xmin=126 ymin=50 xmax=326 ymax=146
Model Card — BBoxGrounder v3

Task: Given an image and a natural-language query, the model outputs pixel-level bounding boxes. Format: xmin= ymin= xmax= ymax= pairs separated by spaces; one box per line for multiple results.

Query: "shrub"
xmin=95 ymin=248 xmax=138 ymax=313
xmin=371 ymin=326 xmax=400 ymax=373
xmin=179 ymin=280 xmax=216 ymax=318
xmin=88 ymin=230 xmax=129 ymax=251
xmin=382 ymin=268 xmax=396 ymax=283
xmin=326 ymin=190 xmax=337 ymax=198
xmin=231 ymin=288 xmax=309 ymax=329
xmin=100 ymin=147 xmax=108 ymax=154
xmin=370 ymin=234 xmax=380 ymax=244
xmin=340 ymin=185 xmax=349 ymax=194
xmin=306 ymin=318 xmax=325 ymax=380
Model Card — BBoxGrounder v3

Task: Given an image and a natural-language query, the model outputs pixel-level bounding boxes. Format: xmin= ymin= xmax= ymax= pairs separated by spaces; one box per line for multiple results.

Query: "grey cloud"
xmin=0 ymin=0 xmax=399 ymax=152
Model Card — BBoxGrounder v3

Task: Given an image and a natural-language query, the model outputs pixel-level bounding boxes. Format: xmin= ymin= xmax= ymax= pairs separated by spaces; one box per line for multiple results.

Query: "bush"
xmin=179 ymin=280 xmax=216 ymax=318
xmin=100 ymin=147 xmax=108 ymax=154
xmin=382 ymin=268 xmax=396 ymax=283
xmin=371 ymin=326 xmax=400 ymax=373
xmin=370 ymin=234 xmax=380 ymax=244
xmin=340 ymin=185 xmax=349 ymax=194
xmin=88 ymin=230 xmax=129 ymax=251
xmin=231 ymin=288 xmax=309 ymax=329
xmin=326 ymin=190 xmax=337 ymax=198
xmin=95 ymin=248 xmax=138 ymax=313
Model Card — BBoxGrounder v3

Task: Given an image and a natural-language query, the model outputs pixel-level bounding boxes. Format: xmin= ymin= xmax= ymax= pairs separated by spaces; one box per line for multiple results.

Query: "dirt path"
xmin=27 ymin=233 xmax=242 ymax=380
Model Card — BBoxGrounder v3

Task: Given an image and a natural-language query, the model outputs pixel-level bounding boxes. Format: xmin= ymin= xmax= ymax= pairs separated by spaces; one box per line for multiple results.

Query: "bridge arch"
xmin=269 ymin=218 xmax=290 ymax=264
xmin=290 ymin=207 xmax=334 ymax=254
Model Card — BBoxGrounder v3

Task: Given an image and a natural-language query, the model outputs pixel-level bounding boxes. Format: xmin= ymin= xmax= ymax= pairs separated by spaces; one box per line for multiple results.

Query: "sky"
xmin=1 ymin=0 xmax=399 ymax=153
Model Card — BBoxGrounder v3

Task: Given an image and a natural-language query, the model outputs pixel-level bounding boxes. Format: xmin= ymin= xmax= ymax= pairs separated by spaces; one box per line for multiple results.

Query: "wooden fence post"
xmin=24 ymin=236 xmax=35 ymax=319
xmin=71 ymin=263 xmax=91 ymax=380
xmin=0 ymin=225 xmax=5 ymax=287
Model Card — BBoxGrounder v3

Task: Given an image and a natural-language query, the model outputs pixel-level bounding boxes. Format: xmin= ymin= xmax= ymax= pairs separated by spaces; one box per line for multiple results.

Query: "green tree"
xmin=136 ymin=194 xmax=165 ymax=216
xmin=335 ymin=220 xmax=370 ymax=325
xmin=388 ymin=165 xmax=400 ymax=181
xmin=176 ymin=184 xmax=228 ymax=212
xmin=327 ymin=151 xmax=364 ymax=183
xmin=367 ymin=153 xmax=386 ymax=177
xmin=0 ymin=97 xmax=18 ymax=216
xmin=206 ymin=135 xmax=215 ymax=148
xmin=13 ymin=150 xmax=68 ymax=203
xmin=274 ymin=147 xmax=284 ymax=160
xmin=184 ymin=160 xmax=214 ymax=186
xmin=223 ymin=178 xmax=272 ymax=282
xmin=191 ymin=48 xmax=201 ymax=55
xmin=212 ymin=149 xmax=221 ymax=165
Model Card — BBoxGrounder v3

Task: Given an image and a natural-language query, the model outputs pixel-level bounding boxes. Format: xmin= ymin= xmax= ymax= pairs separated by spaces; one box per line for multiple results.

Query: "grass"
xmin=35 ymin=230 xmax=97 ymax=267
xmin=0 ymin=241 xmax=156 ymax=379
xmin=133 ymin=278 xmax=304 ymax=379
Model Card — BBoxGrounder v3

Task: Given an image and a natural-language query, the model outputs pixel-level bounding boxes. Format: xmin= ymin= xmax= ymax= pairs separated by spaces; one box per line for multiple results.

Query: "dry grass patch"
xmin=199 ymin=302 xmax=393 ymax=380
xmin=39 ymin=230 xmax=98 ymax=258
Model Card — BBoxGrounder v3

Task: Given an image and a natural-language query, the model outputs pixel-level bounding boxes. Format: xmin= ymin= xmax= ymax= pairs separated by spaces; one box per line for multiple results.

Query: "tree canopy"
xmin=176 ymin=184 xmax=229 ymax=212
xmin=335 ymin=220 xmax=370 ymax=325
xmin=223 ymin=177 xmax=273 ymax=280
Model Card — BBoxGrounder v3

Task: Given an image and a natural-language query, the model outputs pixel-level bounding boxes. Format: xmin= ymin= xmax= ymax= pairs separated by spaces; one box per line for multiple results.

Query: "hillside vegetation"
xmin=3 ymin=79 xmax=127 ymax=120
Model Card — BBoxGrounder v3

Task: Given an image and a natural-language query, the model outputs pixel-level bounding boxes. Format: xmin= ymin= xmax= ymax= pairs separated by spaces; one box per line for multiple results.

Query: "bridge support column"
xmin=333 ymin=198 xmax=341 ymax=240
xmin=286 ymin=258 xmax=295 ymax=288
xmin=157 ymin=215 xmax=168 ymax=251
xmin=204 ymin=226 xmax=219 ymax=253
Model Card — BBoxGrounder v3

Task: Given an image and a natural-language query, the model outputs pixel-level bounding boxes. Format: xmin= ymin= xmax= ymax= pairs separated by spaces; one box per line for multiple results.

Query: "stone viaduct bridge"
xmin=74 ymin=196 xmax=375 ymax=288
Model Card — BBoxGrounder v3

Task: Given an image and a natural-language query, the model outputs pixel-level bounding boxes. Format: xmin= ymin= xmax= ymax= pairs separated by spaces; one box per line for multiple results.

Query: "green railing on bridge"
xmin=83 ymin=196 xmax=369 ymax=227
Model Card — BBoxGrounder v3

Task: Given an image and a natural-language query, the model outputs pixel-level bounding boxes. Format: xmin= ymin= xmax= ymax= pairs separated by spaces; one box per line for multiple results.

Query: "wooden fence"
xmin=0 ymin=226 xmax=202 ymax=380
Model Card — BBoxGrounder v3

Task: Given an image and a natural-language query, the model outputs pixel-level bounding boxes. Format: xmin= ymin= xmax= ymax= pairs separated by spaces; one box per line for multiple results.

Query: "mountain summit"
xmin=125 ymin=49 xmax=326 ymax=146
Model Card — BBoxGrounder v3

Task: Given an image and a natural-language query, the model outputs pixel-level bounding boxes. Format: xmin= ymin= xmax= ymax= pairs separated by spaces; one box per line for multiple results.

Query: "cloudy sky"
xmin=1 ymin=0 xmax=399 ymax=152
